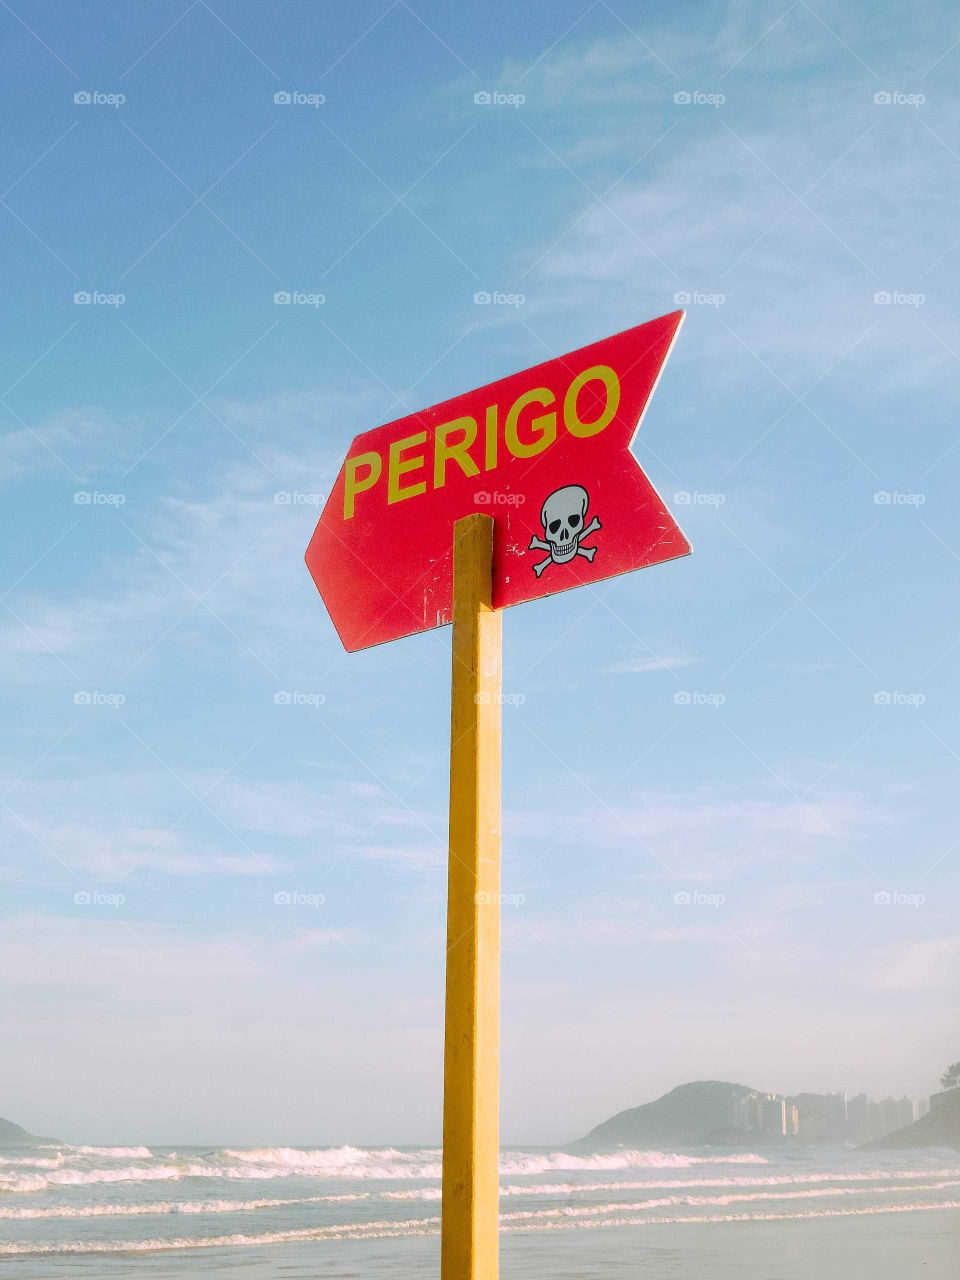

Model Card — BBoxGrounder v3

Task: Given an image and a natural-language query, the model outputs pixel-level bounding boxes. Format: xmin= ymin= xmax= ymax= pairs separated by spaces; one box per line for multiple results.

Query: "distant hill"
xmin=0 ymin=1117 xmax=51 ymax=1146
xmin=863 ymin=1089 xmax=960 ymax=1150
xmin=578 ymin=1081 xmax=757 ymax=1149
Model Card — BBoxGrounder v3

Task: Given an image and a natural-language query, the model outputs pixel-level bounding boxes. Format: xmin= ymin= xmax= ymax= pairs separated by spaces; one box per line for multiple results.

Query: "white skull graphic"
xmin=542 ymin=485 xmax=588 ymax=562
xmin=528 ymin=485 xmax=601 ymax=577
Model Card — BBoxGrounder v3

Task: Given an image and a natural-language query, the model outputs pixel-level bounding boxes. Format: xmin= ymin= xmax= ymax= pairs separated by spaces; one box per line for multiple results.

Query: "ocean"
xmin=0 ymin=1141 xmax=957 ymax=1276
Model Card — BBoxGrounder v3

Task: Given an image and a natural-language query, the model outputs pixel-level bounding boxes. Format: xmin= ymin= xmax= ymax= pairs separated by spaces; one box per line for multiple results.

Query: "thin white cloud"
xmin=508 ymin=783 xmax=882 ymax=879
xmin=853 ymin=935 xmax=960 ymax=992
xmin=1 ymin=817 xmax=285 ymax=880
xmin=602 ymin=652 xmax=699 ymax=674
xmin=503 ymin=31 xmax=960 ymax=395
xmin=0 ymin=384 xmax=381 ymax=680
xmin=0 ymin=407 xmax=119 ymax=483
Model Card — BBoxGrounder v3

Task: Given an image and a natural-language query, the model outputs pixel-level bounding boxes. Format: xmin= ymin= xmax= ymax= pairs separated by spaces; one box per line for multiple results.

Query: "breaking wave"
xmin=218 ymin=1147 xmax=769 ymax=1179
xmin=0 ymin=1146 xmax=772 ymax=1193
xmin=384 ymin=1166 xmax=960 ymax=1201
xmin=219 ymin=1146 xmax=442 ymax=1179
xmin=3 ymin=1175 xmax=955 ymax=1222
xmin=0 ymin=1199 xmax=956 ymax=1255
xmin=495 ymin=1150 xmax=768 ymax=1175
xmin=499 ymin=1180 xmax=960 ymax=1219
xmin=66 ymin=1145 xmax=153 ymax=1159
xmin=500 ymin=1165 xmax=960 ymax=1197
xmin=0 ymin=1154 xmax=64 ymax=1169
xmin=0 ymin=1193 xmax=367 ymax=1220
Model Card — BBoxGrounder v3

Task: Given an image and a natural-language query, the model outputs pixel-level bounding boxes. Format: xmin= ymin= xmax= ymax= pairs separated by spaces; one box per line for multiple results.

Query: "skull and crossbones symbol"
xmin=528 ymin=484 xmax=601 ymax=577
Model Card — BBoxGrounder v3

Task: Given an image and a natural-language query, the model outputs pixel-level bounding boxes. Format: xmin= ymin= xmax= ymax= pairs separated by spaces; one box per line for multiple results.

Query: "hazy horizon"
xmin=6 ymin=1068 xmax=946 ymax=1149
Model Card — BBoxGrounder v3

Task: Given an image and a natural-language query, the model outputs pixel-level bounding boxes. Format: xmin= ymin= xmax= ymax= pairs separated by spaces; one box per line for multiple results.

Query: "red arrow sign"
xmin=306 ymin=310 xmax=690 ymax=651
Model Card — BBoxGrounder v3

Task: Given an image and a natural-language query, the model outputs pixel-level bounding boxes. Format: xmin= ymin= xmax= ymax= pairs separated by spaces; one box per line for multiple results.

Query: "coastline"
xmin=3 ymin=1204 xmax=956 ymax=1279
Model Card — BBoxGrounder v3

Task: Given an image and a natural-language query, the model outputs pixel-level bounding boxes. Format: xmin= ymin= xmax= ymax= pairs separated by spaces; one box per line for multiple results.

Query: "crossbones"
xmin=528 ymin=484 xmax=601 ymax=577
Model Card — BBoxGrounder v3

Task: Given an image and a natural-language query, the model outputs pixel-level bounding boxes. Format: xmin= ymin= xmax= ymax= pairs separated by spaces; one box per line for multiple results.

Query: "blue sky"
xmin=2 ymin=0 xmax=959 ymax=1145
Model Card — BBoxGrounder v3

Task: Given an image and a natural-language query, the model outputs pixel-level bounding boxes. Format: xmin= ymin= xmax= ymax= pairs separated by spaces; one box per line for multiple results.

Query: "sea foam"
xmin=0 ymin=1199 xmax=957 ymax=1255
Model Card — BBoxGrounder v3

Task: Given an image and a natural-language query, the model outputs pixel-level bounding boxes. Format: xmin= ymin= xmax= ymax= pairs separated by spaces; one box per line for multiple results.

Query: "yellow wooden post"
xmin=441 ymin=513 xmax=502 ymax=1280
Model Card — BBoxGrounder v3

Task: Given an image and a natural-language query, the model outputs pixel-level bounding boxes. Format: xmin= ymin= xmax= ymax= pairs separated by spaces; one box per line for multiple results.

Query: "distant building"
xmin=728 ymin=1087 xmax=924 ymax=1143
xmin=790 ymin=1092 xmax=847 ymax=1142
xmin=895 ymin=1097 xmax=916 ymax=1129
xmin=847 ymin=1093 xmax=870 ymax=1143
xmin=868 ymin=1098 xmax=883 ymax=1138
xmin=731 ymin=1091 xmax=794 ymax=1139
xmin=880 ymin=1097 xmax=899 ymax=1134
xmin=849 ymin=1095 xmax=927 ymax=1140
xmin=762 ymin=1095 xmax=787 ymax=1137
xmin=930 ymin=1088 xmax=958 ymax=1112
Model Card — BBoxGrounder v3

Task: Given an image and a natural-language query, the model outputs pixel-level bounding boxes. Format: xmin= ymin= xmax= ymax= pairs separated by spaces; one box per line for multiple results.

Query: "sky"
xmin=1 ymin=0 xmax=959 ymax=1147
